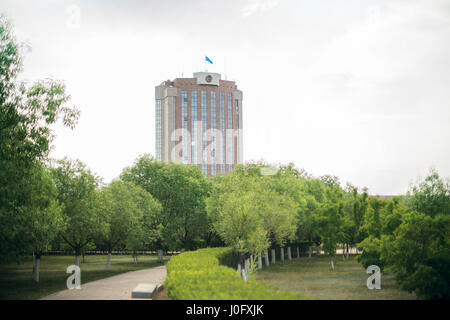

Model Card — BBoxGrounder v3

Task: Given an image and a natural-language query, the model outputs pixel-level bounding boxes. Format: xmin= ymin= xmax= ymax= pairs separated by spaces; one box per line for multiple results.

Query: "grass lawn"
xmin=255 ymin=255 xmax=417 ymax=300
xmin=0 ymin=254 xmax=169 ymax=300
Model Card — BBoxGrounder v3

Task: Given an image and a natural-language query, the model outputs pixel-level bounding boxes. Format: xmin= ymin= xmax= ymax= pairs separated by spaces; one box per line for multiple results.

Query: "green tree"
xmin=127 ymin=180 xmax=163 ymax=262
xmin=97 ymin=180 xmax=162 ymax=268
xmin=316 ymin=203 xmax=344 ymax=265
xmin=358 ymin=170 xmax=450 ymax=299
xmin=9 ymin=163 xmax=63 ymax=281
xmin=206 ymin=165 xmax=298 ymax=266
xmin=360 ymin=197 xmax=388 ymax=239
xmin=315 ymin=181 xmax=345 ymax=267
xmin=407 ymin=168 xmax=450 ymax=217
xmin=298 ymin=178 xmax=327 ymax=254
xmin=0 ymin=16 xmax=79 ymax=261
xmin=51 ymin=158 xmax=103 ymax=266
xmin=381 ymin=211 xmax=449 ymax=299
xmin=342 ymin=184 xmax=369 ymax=251
xmin=357 ymin=195 xmax=407 ymax=269
xmin=121 ymin=155 xmax=209 ymax=250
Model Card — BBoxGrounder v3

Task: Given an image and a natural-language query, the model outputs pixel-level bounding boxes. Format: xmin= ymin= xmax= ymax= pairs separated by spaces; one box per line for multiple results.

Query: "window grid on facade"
xmin=182 ymin=91 xmax=188 ymax=163
xmin=191 ymin=91 xmax=198 ymax=165
xmin=235 ymin=99 xmax=239 ymax=165
xmin=155 ymin=99 xmax=162 ymax=161
xmin=220 ymin=92 xmax=225 ymax=174
xmin=172 ymin=96 xmax=177 ymax=135
xmin=201 ymin=91 xmax=207 ymax=169
xmin=211 ymin=91 xmax=217 ymax=176
xmin=227 ymin=93 xmax=233 ymax=172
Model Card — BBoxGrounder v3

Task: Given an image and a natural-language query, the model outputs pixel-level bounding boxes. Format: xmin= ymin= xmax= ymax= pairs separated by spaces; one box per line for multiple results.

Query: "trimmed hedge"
xmin=164 ymin=247 xmax=314 ymax=300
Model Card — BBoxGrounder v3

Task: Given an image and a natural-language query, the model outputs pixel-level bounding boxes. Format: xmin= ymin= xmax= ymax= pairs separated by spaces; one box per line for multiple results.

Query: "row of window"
xmin=227 ymin=93 xmax=233 ymax=171
xmin=191 ymin=91 xmax=198 ymax=165
xmin=211 ymin=91 xmax=217 ymax=176
xmin=155 ymin=99 xmax=162 ymax=161
xmin=182 ymin=91 xmax=188 ymax=163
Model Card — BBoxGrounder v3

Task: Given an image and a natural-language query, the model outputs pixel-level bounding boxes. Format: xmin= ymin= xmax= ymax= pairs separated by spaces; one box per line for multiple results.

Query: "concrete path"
xmin=41 ymin=265 xmax=166 ymax=300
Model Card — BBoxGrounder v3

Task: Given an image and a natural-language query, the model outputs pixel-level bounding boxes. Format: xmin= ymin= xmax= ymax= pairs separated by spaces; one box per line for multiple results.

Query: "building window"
xmin=155 ymin=99 xmax=162 ymax=161
xmin=235 ymin=99 xmax=239 ymax=163
xmin=201 ymin=91 xmax=207 ymax=169
xmin=220 ymin=92 xmax=225 ymax=173
xmin=227 ymin=93 xmax=233 ymax=169
xmin=173 ymin=96 xmax=177 ymax=135
xmin=210 ymin=91 xmax=217 ymax=176
xmin=181 ymin=91 xmax=188 ymax=163
xmin=191 ymin=90 xmax=198 ymax=165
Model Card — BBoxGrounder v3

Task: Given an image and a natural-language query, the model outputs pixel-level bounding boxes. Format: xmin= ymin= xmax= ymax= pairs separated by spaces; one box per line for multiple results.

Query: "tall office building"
xmin=155 ymin=72 xmax=243 ymax=176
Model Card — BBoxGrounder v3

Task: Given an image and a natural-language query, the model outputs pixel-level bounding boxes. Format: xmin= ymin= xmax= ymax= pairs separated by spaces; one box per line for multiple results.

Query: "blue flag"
xmin=205 ymin=56 xmax=213 ymax=64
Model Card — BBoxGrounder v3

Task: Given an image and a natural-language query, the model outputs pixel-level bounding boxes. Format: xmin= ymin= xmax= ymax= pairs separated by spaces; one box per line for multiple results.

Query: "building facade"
xmin=155 ymin=72 xmax=243 ymax=176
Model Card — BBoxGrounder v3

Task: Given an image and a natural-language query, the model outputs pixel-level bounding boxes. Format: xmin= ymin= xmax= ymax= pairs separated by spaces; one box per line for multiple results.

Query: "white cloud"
xmin=242 ymin=0 xmax=280 ymax=17
xmin=311 ymin=0 xmax=450 ymax=116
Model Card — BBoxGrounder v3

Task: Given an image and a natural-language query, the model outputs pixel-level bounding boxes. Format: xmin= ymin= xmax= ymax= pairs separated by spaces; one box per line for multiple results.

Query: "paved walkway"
xmin=41 ymin=265 xmax=166 ymax=300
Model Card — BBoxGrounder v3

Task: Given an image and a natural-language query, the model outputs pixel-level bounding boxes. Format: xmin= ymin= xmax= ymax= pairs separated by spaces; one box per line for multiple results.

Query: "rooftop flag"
xmin=205 ymin=56 xmax=213 ymax=64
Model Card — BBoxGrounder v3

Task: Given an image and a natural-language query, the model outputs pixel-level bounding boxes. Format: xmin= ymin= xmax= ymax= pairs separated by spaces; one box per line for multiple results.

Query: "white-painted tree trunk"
xmin=271 ymin=249 xmax=276 ymax=264
xmin=33 ymin=258 xmax=40 ymax=282
xmin=281 ymin=248 xmax=284 ymax=261
xmin=331 ymin=259 xmax=335 ymax=271
xmin=258 ymin=252 xmax=262 ymax=269
xmin=297 ymin=247 xmax=300 ymax=259
xmin=242 ymin=269 xmax=248 ymax=281
xmin=106 ymin=253 xmax=111 ymax=270
xmin=308 ymin=246 xmax=312 ymax=258
xmin=75 ymin=255 xmax=80 ymax=266
xmin=157 ymin=249 xmax=163 ymax=263
xmin=287 ymin=247 xmax=292 ymax=260
xmin=264 ymin=250 xmax=269 ymax=266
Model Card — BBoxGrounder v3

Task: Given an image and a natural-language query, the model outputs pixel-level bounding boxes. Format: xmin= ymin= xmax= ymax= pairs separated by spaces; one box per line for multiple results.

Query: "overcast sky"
xmin=2 ymin=0 xmax=450 ymax=195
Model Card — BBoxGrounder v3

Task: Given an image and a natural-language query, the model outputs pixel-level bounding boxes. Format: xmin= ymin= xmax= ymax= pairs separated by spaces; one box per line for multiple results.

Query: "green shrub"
xmin=165 ymin=247 xmax=314 ymax=300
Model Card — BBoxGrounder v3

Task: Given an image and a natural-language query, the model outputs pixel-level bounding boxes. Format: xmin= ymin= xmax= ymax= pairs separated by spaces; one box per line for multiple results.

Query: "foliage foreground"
xmin=164 ymin=247 xmax=314 ymax=300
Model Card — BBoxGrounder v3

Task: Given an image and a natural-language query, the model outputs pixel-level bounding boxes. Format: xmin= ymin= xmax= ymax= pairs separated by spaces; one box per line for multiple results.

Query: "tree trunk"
xmin=74 ymin=246 xmax=81 ymax=266
xmin=264 ymin=250 xmax=269 ymax=267
xmin=33 ymin=252 xmax=41 ymax=282
xmin=238 ymin=251 xmax=245 ymax=269
xmin=157 ymin=249 xmax=163 ymax=263
xmin=106 ymin=251 xmax=111 ymax=270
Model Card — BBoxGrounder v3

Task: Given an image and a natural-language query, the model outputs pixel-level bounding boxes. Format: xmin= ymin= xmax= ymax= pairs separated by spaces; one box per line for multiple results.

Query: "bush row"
xmin=164 ymin=247 xmax=314 ymax=300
